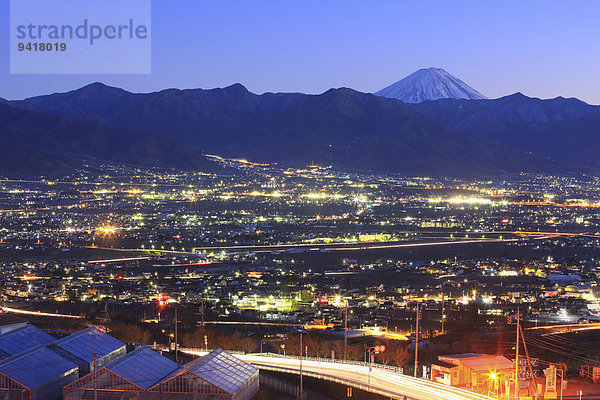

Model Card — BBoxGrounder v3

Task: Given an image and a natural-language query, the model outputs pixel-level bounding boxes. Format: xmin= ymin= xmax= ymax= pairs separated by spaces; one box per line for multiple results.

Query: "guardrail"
xmin=255 ymin=351 xmax=404 ymax=374
xmin=181 ymin=347 xmax=402 ymax=374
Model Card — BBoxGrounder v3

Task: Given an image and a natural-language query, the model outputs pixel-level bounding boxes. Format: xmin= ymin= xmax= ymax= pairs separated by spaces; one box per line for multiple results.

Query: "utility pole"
xmin=344 ymin=301 xmax=348 ymax=361
xmin=200 ymin=298 xmax=205 ymax=328
xmin=515 ymin=308 xmax=520 ymax=400
xmin=441 ymin=291 xmax=445 ymax=335
xmin=519 ymin=320 xmax=537 ymax=399
xmin=414 ymin=303 xmax=420 ymax=377
xmin=93 ymin=346 xmax=98 ymax=400
xmin=174 ymin=305 xmax=178 ymax=363
xmin=104 ymin=299 xmax=110 ymax=323
xmin=299 ymin=333 xmax=303 ymax=400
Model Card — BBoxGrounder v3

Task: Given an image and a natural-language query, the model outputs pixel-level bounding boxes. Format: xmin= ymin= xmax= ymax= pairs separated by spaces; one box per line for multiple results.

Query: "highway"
xmin=1 ymin=306 xmax=83 ymax=319
xmin=528 ymin=322 xmax=600 ymax=334
xmin=88 ymin=237 xmax=523 ymax=257
xmin=182 ymin=350 xmax=492 ymax=400
xmin=84 ymin=230 xmax=574 ymax=256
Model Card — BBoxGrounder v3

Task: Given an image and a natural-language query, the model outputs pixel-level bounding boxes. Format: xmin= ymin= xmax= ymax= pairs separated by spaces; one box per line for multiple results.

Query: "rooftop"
xmin=174 ymin=348 xmax=258 ymax=395
xmin=0 ymin=325 xmax=56 ymax=357
xmin=103 ymin=346 xmax=179 ymax=390
xmin=51 ymin=327 xmax=125 ymax=363
xmin=459 ymin=356 xmax=514 ymax=371
xmin=440 ymin=353 xmax=489 ymax=359
xmin=431 ymin=359 xmax=458 ymax=369
xmin=0 ymin=346 xmax=78 ymax=389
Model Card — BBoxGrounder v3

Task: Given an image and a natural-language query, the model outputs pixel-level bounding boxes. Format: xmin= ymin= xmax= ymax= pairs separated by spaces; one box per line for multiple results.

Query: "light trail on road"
xmin=322 ymin=238 xmax=520 ymax=251
xmin=87 ymin=232 xmax=559 ymax=256
xmin=528 ymin=323 xmax=600 ymax=335
xmin=190 ymin=237 xmax=512 ymax=252
xmin=88 ymin=256 xmax=151 ymax=264
xmin=90 ymin=237 xmax=525 ymax=256
xmin=1 ymin=306 xmax=83 ymax=319
xmin=182 ymin=350 xmax=491 ymax=400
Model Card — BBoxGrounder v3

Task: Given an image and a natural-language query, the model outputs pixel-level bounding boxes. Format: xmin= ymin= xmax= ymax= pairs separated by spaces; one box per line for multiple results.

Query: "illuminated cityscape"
xmin=0 ymin=159 xmax=600 ymax=398
xmin=3 ymin=1 xmax=600 ymax=399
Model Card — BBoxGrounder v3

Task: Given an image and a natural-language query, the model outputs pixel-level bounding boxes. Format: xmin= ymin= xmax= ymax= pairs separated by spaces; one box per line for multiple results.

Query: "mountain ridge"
xmin=3 ymin=79 xmax=600 ymax=176
xmin=0 ymin=102 xmax=220 ymax=176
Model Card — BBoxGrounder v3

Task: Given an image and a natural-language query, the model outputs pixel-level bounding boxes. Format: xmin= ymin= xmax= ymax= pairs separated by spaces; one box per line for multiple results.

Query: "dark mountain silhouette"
xmin=407 ymin=93 xmax=600 ymax=168
xmin=14 ymin=82 xmax=308 ymax=149
xmin=408 ymin=93 xmax=597 ymax=132
xmin=6 ymin=82 xmax=600 ymax=176
xmin=531 ymin=110 xmax=600 ymax=169
xmin=0 ymin=102 xmax=219 ymax=176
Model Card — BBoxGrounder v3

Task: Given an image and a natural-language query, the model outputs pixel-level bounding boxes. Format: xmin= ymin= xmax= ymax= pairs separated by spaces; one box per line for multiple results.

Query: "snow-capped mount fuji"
xmin=375 ymin=67 xmax=487 ymax=103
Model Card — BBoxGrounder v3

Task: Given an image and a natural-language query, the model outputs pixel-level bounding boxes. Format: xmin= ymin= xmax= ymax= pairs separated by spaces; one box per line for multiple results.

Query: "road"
xmin=89 ymin=237 xmax=524 ymax=257
xmin=528 ymin=322 xmax=600 ymax=334
xmin=182 ymin=350 xmax=491 ymax=400
xmin=1 ymin=306 xmax=83 ymax=319
xmin=85 ymin=230 xmax=572 ymax=256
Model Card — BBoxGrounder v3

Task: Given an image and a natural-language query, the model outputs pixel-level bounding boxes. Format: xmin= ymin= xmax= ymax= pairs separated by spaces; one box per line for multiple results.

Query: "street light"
xmin=366 ymin=345 xmax=385 ymax=387
xmin=488 ymin=372 xmax=498 ymax=399
xmin=280 ymin=343 xmax=286 ymax=356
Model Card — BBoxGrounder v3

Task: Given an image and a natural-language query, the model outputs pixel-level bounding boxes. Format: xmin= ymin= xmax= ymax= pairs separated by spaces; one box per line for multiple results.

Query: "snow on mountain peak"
xmin=375 ymin=67 xmax=487 ymax=103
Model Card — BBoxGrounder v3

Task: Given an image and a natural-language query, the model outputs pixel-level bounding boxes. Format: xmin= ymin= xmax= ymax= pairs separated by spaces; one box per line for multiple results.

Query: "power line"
xmin=523 ymin=335 xmax=600 ymax=366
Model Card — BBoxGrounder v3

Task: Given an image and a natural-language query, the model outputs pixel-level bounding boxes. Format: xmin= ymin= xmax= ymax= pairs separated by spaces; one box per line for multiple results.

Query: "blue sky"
xmin=1 ymin=0 xmax=599 ymax=103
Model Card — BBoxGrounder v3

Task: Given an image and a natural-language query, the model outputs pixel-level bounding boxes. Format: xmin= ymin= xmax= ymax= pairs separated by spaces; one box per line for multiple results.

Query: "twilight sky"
xmin=1 ymin=0 xmax=599 ymax=103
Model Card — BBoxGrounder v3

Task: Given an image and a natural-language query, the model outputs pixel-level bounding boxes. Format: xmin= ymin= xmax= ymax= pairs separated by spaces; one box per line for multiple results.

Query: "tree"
xmin=182 ymin=327 xmax=213 ymax=348
xmin=347 ymin=344 xmax=364 ymax=361
xmin=109 ymin=322 xmax=151 ymax=344
xmin=304 ymin=334 xmax=323 ymax=358
xmin=230 ymin=332 xmax=256 ymax=353
xmin=378 ymin=342 xmax=394 ymax=365
xmin=332 ymin=339 xmax=346 ymax=361
xmin=286 ymin=334 xmax=301 ymax=356
xmin=390 ymin=344 xmax=411 ymax=368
